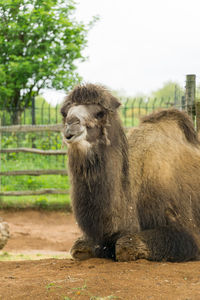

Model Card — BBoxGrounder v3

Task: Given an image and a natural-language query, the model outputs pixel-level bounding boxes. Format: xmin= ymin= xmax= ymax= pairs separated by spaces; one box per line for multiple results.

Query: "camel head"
xmin=61 ymin=84 xmax=121 ymax=149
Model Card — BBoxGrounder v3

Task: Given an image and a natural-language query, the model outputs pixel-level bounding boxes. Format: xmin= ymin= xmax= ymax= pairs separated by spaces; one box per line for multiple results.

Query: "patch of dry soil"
xmin=0 ymin=210 xmax=200 ymax=300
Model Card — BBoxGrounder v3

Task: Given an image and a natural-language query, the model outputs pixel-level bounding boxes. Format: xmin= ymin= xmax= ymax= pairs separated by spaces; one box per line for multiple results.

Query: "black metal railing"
xmin=0 ymin=97 xmax=185 ymax=127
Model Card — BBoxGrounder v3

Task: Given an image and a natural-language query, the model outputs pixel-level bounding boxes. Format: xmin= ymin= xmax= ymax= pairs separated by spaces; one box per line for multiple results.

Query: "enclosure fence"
xmin=0 ymin=74 xmax=200 ymax=202
xmin=0 ymin=96 xmax=185 ymax=127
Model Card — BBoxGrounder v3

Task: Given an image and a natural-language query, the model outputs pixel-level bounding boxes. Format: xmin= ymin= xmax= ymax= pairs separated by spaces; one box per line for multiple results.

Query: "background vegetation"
xmin=0 ymin=82 xmax=183 ymax=210
xmin=0 ymin=0 xmax=197 ymax=212
xmin=0 ymin=0 xmax=95 ymax=123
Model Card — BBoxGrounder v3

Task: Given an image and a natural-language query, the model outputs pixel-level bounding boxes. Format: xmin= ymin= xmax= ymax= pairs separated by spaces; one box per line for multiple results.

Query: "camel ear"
xmin=60 ymin=100 xmax=71 ymax=118
xmin=109 ymin=96 xmax=121 ymax=111
xmin=60 ymin=104 xmax=66 ymax=117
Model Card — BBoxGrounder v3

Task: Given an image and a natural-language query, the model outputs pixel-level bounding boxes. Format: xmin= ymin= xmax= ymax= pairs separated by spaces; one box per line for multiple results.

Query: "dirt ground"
xmin=0 ymin=210 xmax=200 ymax=300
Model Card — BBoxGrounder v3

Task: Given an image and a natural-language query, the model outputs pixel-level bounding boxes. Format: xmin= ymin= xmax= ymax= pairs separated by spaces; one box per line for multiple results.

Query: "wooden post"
xmin=31 ymin=97 xmax=36 ymax=148
xmin=32 ymin=97 xmax=36 ymax=125
xmin=181 ymin=95 xmax=186 ymax=111
xmin=196 ymin=100 xmax=200 ymax=132
xmin=185 ymin=74 xmax=196 ymax=120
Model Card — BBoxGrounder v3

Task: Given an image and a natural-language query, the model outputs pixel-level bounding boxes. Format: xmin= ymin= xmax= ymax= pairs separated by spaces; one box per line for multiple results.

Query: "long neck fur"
xmin=68 ymin=117 xmax=130 ymax=243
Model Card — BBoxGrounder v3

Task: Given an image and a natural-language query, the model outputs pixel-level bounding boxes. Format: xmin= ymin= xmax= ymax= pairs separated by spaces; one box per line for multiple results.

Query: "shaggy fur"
xmin=61 ymin=84 xmax=200 ymax=262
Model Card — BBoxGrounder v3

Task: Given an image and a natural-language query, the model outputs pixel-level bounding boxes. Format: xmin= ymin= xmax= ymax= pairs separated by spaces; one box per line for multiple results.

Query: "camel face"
xmin=63 ymin=104 xmax=105 ymax=146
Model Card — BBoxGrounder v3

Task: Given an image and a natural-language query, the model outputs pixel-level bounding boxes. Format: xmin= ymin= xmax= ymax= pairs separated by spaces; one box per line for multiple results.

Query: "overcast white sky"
xmin=75 ymin=0 xmax=200 ymax=96
xmin=43 ymin=0 xmax=200 ymax=103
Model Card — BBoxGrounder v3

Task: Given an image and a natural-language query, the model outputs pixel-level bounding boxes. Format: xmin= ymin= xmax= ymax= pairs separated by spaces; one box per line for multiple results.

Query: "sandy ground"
xmin=0 ymin=210 xmax=200 ymax=300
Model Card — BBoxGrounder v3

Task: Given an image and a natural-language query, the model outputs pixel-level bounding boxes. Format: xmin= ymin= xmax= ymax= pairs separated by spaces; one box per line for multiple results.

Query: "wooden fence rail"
xmin=0 ymin=189 xmax=69 ymax=196
xmin=0 ymin=169 xmax=68 ymax=176
xmin=0 ymin=124 xmax=63 ymax=133
xmin=0 ymin=148 xmax=67 ymax=155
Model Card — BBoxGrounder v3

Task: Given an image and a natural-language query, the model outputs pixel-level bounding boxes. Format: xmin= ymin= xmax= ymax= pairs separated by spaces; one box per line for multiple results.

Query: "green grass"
xmin=1 ymin=152 xmax=68 ymax=187
xmin=0 ymin=194 xmax=71 ymax=211
xmin=1 ymin=131 xmax=63 ymax=152
xmin=0 ymin=151 xmax=71 ymax=211
xmin=1 ymin=152 xmax=66 ymax=171
xmin=1 ymin=173 xmax=69 ymax=191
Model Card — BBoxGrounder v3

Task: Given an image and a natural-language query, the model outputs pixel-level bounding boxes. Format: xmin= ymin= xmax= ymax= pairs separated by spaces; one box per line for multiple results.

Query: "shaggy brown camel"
xmin=61 ymin=83 xmax=200 ymax=262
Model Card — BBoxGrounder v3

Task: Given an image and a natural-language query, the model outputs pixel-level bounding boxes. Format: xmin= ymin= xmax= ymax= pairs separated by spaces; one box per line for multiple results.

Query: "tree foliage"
xmin=0 ymin=0 xmax=94 ymax=121
xmin=151 ymin=81 xmax=184 ymax=103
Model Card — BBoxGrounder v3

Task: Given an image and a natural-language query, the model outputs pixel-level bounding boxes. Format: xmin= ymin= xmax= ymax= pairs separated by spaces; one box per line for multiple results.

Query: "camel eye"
xmin=96 ymin=111 xmax=105 ymax=119
xmin=61 ymin=111 xmax=67 ymax=118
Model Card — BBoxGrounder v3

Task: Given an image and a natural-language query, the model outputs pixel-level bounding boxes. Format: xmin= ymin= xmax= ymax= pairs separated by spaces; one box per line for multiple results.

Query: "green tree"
xmin=0 ymin=0 xmax=94 ymax=123
xmin=151 ymin=81 xmax=184 ymax=105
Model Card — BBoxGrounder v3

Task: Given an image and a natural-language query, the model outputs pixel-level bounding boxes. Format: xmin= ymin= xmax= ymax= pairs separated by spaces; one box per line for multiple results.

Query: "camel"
xmin=61 ymin=83 xmax=200 ymax=262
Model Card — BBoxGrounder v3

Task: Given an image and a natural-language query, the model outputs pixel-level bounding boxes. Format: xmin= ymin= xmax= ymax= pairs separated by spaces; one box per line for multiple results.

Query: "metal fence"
xmin=0 ymin=97 xmax=186 ymax=150
xmin=0 ymin=100 xmax=62 ymax=126
xmin=120 ymin=96 xmax=185 ymax=127
xmin=0 ymin=95 xmax=187 ymax=203
xmin=0 ymin=96 xmax=185 ymax=127
xmin=1 ymin=74 xmax=199 ymax=205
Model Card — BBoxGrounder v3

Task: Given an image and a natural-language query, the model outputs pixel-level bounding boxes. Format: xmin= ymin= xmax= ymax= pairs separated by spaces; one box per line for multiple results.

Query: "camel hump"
xmin=141 ymin=109 xmax=200 ymax=146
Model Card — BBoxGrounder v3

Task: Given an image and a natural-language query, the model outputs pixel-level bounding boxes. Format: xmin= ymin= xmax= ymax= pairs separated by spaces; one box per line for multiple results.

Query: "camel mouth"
xmin=64 ymin=131 xmax=85 ymax=144
xmin=66 ymin=134 xmax=74 ymax=141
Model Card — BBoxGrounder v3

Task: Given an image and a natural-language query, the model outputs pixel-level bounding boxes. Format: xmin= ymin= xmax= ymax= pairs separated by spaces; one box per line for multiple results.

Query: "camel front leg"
xmin=116 ymin=226 xmax=200 ymax=262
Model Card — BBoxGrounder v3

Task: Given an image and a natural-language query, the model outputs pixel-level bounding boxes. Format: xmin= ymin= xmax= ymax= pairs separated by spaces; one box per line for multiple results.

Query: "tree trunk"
xmin=12 ymin=110 xmax=22 ymax=125
xmin=0 ymin=218 xmax=9 ymax=250
xmin=12 ymin=91 xmax=22 ymax=125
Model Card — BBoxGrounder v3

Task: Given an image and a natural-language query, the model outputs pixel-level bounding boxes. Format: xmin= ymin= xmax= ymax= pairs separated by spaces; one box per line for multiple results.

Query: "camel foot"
xmin=115 ymin=234 xmax=149 ymax=262
xmin=70 ymin=237 xmax=94 ymax=260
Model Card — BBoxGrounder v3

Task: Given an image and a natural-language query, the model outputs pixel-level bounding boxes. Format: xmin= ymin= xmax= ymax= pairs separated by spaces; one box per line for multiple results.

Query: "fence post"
xmin=32 ymin=97 xmax=36 ymax=125
xmin=181 ymin=96 xmax=186 ymax=111
xmin=196 ymin=99 xmax=200 ymax=132
xmin=31 ymin=97 xmax=36 ymax=148
xmin=185 ymin=74 xmax=196 ymax=120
